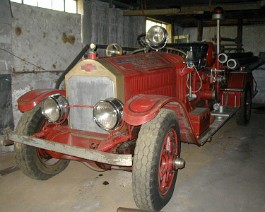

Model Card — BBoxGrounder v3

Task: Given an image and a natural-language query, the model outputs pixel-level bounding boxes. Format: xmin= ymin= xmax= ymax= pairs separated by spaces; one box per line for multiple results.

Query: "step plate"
xmin=198 ymin=107 xmax=238 ymax=145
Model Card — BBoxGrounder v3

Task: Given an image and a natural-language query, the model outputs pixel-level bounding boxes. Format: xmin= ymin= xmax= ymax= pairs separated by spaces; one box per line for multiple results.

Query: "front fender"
xmin=18 ymin=89 xmax=66 ymax=112
xmin=123 ymin=94 xmax=175 ymax=126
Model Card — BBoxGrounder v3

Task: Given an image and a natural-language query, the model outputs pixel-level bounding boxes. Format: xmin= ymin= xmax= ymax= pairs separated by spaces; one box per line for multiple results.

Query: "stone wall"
xmin=11 ymin=2 xmax=82 ymax=126
xmin=0 ymin=0 xmax=14 ymax=137
xmin=1 ymin=0 xmax=146 ymax=132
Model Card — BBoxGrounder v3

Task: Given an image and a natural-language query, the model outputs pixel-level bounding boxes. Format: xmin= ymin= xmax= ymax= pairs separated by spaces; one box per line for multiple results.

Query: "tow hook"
xmin=174 ymin=157 xmax=185 ymax=170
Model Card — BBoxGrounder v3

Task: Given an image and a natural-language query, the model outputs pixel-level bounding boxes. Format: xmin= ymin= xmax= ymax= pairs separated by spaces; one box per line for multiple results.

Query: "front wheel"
xmin=132 ymin=109 xmax=182 ymax=211
xmin=15 ymin=106 xmax=69 ymax=180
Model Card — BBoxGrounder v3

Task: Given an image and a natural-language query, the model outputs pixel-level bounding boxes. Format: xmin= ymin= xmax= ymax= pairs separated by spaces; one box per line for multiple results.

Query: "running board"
xmin=198 ymin=107 xmax=238 ymax=145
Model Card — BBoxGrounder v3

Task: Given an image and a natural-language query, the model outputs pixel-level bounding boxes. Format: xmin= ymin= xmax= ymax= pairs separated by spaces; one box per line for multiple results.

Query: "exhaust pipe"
xmin=218 ymin=53 xmax=228 ymax=64
xmin=227 ymin=58 xmax=237 ymax=69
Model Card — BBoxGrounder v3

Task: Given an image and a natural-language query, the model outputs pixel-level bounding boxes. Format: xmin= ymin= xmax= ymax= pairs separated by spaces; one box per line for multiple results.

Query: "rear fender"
xmin=18 ymin=89 xmax=66 ymax=112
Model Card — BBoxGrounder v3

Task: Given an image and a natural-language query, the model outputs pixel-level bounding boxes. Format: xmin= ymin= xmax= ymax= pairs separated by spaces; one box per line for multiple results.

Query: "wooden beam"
xmin=237 ymin=18 xmax=243 ymax=52
xmin=124 ymin=8 xmax=181 ymax=16
xmin=197 ymin=20 xmax=203 ymax=41
xmin=124 ymin=2 xmax=263 ymax=16
xmin=201 ymin=18 xmax=265 ymax=27
xmin=181 ymin=3 xmax=262 ymax=13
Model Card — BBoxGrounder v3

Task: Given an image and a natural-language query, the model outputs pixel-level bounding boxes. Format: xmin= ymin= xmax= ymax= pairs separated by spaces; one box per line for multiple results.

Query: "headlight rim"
xmin=42 ymin=94 xmax=69 ymax=123
xmin=93 ymin=98 xmax=123 ymax=131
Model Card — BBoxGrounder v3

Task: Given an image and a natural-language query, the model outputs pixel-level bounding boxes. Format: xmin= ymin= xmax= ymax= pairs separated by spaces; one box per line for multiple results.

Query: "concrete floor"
xmin=1 ymin=107 xmax=265 ymax=212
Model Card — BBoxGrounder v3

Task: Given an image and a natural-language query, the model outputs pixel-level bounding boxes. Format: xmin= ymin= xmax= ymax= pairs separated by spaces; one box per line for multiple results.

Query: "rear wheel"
xmin=15 ymin=106 xmax=69 ymax=180
xmin=132 ymin=109 xmax=181 ymax=211
xmin=236 ymin=84 xmax=252 ymax=125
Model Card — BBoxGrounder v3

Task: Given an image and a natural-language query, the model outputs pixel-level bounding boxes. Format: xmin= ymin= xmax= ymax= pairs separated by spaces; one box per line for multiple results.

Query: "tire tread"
xmin=132 ymin=109 xmax=179 ymax=211
xmin=15 ymin=106 xmax=69 ymax=180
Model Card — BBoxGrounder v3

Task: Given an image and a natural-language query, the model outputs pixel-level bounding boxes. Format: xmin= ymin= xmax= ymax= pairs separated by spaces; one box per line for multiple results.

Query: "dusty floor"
xmin=0 ymin=108 xmax=265 ymax=212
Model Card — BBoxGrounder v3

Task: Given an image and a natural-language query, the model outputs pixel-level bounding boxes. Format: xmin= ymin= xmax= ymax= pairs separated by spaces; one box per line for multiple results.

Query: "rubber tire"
xmin=132 ymin=109 xmax=181 ymax=211
xmin=236 ymin=84 xmax=252 ymax=126
xmin=15 ymin=106 xmax=70 ymax=180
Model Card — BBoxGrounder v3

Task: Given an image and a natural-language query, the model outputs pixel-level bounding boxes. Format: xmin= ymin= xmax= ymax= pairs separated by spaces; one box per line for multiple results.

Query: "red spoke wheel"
xmin=132 ymin=109 xmax=181 ymax=211
xmin=15 ymin=106 xmax=69 ymax=180
xmin=159 ymin=129 xmax=178 ymax=196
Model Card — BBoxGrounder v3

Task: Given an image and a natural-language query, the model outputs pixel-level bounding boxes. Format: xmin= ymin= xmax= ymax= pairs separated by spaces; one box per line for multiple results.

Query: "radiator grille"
xmin=68 ymin=76 xmax=114 ymax=133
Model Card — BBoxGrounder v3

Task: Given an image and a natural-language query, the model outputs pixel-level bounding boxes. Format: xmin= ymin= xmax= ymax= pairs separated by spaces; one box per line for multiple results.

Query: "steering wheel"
xmin=137 ymin=33 xmax=148 ymax=48
xmin=164 ymin=47 xmax=187 ymax=59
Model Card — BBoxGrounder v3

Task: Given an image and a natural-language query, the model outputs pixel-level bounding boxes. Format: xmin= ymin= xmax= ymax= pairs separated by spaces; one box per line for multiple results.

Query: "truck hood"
xmin=66 ymin=52 xmax=184 ymax=102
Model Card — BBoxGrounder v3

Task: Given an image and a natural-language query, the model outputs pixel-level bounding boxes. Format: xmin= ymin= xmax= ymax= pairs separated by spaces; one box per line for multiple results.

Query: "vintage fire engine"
xmin=4 ymin=9 xmax=257 ymax=212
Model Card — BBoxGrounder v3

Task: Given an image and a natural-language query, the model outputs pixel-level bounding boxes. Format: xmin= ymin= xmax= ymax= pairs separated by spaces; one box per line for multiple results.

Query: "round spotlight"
xmin=106 ymin=43 xmax=123 ymax=57
xmin=146 ymin=26 xmax=168 ymax=50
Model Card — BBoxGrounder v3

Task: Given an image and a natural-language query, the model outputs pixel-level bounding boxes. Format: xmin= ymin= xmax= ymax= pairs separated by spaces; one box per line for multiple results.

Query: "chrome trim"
xmin=174 ymin=158 xmax=185 ymax=170
xmin=42 ymin=94 xmax=69 ymax=123
xmin=221 ymin=88 xmax=244 ymax=92
xmin=218 ymin=53 xmax=228 ymax=64
xmin=227 ymin=58 xmax=237 ymax=69
xmin=93 ymin=98 xmax=123 ymax=131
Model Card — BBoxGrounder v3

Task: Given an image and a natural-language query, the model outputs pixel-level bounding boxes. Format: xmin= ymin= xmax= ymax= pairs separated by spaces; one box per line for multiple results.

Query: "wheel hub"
xmin=174 ymin=157 xmax=185 ymax=170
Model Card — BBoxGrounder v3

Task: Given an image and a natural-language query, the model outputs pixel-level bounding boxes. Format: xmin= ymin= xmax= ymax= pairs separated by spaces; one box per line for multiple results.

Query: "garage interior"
xmin=0 ymin=0 xmax=265 ymax=211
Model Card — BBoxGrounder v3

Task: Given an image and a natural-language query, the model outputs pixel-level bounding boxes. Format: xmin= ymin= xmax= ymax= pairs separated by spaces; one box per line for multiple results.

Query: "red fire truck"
xmin=4 ymin=8 xmax=257 ymax=211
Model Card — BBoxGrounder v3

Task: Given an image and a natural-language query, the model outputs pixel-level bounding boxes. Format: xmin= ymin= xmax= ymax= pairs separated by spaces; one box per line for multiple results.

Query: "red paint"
xmin=15 ymin=41 xmax=255 ymax=169
xmin=18 ymin=89 xmax=66 ymax=112
xmin=197 ymin=90 xmax=215 ymax=100
xmin=103 ymin=52 xmax=182 ymax=76
xmin=163 ymin=103 xmax=199 ymax=145
xmin=159 ymin=128 xmax=178 ymax=195
xmin=206 ymin=42 xmax=215 ymax=66
xmin=81 ymin=63 xmax=97 ymax=72
xmin=189 ymin=108 xmax=211 ymax=137
xmin=227 ymin=72 xmax=246 ymax=89
xmin=123 ymin=94 xmax=175 ymax=126
xmin=35 ymin=124 xmax=132 ymax=154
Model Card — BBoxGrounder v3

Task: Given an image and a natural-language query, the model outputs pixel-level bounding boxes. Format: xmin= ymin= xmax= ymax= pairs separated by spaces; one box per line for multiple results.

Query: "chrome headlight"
xmin=42 ymin=94 xmax=69 ymax=123
xmin=106 ymin=43 xmax=123 ymax=57
xmin=146 ymin=25 xmax=168 ymax=50
xmin=93 ymin=98 xmax=123 ymax=131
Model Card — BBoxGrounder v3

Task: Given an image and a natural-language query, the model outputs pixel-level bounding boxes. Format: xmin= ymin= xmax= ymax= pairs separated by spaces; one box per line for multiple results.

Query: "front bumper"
xmin=4 ymin=130 xmax=132 ymax=167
